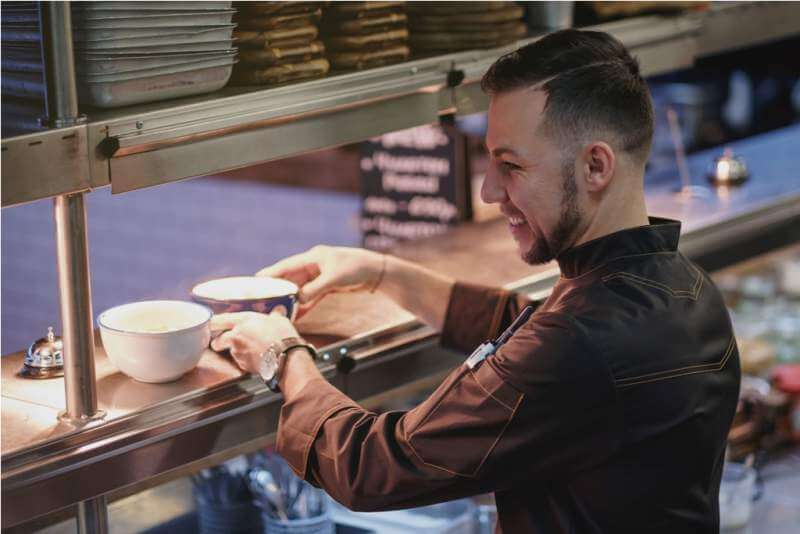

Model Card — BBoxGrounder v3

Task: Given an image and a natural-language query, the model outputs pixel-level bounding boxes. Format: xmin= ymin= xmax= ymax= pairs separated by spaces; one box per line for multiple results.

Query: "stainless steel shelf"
xmin=1 ymin=126 xmax=92 ymax=206
xmin=3 ymin=1 xmax=797 ymax=208
xmin=98 ymin=58 xmax=455 ymax=195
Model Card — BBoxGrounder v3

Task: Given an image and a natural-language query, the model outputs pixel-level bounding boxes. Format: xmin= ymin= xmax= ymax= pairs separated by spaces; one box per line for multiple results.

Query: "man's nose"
xmin=480 ymin=166 xmax=508 ymax=204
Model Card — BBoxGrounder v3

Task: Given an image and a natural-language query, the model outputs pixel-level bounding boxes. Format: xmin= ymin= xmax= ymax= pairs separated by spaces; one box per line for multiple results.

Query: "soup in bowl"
xmin=191 ymin=276 xmax=299 ymax=319
xmin=98 ymin=300 xmax=212 ymax=383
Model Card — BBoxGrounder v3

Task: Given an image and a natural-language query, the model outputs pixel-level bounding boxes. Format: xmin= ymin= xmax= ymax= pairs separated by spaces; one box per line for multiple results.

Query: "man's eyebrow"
xmin=491 ymin=146 xmax=521 ymax=159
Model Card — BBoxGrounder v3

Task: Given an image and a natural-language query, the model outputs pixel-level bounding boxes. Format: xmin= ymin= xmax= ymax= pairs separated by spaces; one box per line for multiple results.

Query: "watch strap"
xmin=279 ymin=336 xmax=317 ymax=361
xmin=265 ymin=373 xmax=281 ymax=392
xmin=266 ymin=337 xmax=316 ymax=393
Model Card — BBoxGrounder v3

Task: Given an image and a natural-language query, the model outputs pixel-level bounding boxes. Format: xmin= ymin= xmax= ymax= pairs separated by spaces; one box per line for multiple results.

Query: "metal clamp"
xmin=447 ymin=69 xmax=466 ymax=88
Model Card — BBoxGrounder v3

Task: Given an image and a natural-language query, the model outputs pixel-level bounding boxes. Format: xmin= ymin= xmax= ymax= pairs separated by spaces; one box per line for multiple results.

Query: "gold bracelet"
xmin=370 ymin=254 xmax=387 ymax=293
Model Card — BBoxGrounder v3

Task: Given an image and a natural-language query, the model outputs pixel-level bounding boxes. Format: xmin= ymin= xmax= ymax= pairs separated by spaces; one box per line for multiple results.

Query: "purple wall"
xmin=1 ymin=177 xmax=361 ymax=354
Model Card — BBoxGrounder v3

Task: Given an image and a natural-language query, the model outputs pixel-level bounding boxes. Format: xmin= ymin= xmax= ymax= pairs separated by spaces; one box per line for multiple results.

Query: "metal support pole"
xmin=54 ymin=194 xmax=102 ymax=423
xmin=40 ymin=3 xmax=108 ymax=532
xmin=77 ymin=496 xmax=110 ymax=534
xmin=39 ymin=1 xmax=82 ymax=127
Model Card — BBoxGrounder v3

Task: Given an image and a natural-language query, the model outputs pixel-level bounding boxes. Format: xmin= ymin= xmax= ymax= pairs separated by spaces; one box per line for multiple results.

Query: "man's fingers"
xmin=255 ymin=255 xmax=300 ymax=277
xmin=295 ymin=302 xmax=314 ymax=320
xmin=211 ymin=330 xmax=237 ymax=353
xmin=256 ymin=256 xmax=321 ymax=286
xmin=297 ymin=273 xmax=333 ymax=304
xmin=210 ymin=313 xmax=246 ymax=331
xmin=228 ymin=349 xmax=252 ymax=373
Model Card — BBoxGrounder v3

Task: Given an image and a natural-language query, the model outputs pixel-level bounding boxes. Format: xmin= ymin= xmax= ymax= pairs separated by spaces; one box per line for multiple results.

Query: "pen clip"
xmin=493 ymin=304 xmax=535 ymax=346
xmin=466 ymin=305 xmax=534 ymax=369
xmin=466 ymin=341 xmax=495 ymax=369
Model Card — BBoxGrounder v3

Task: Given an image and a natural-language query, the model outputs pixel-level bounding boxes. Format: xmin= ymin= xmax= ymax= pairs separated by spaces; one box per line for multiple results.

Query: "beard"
xmin=522 ymin=161 xmax=581 ymax=265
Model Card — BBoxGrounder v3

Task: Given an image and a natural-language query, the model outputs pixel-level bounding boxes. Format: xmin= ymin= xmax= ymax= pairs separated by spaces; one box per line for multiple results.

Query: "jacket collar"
xmin=556 ymin=217 xmax=682 ymax=278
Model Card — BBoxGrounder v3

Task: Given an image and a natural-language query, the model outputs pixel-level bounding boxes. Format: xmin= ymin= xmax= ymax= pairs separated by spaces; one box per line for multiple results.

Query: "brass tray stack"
xmin=408 ymin=1 xmax=527 ymax=54
xmin=320 ymin=1 xmax=410 ymax=71
xmin=232 ymin=2 xmax=330 ymax=86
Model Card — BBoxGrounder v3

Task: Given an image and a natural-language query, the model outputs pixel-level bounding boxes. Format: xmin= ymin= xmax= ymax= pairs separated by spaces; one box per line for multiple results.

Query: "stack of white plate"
xmin=1 ymin=1 xmax=46 ymax=133
xmin=71 ymin=1 xmax=238 ymax=108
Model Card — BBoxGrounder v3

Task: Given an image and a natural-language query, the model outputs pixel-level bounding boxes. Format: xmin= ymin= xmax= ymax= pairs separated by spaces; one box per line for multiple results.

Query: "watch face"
xmin=259 ymin=346 xmax=279 ymax=381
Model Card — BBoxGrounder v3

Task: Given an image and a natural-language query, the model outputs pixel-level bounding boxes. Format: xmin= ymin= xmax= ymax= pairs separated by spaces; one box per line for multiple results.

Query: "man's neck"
xmin=573 ymin=196 xmax=650 ymax=248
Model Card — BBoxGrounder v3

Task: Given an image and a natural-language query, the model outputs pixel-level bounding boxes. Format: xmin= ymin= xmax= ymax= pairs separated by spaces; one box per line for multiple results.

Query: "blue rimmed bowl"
xmin=190 ymin=276 xmax=299 ymax=320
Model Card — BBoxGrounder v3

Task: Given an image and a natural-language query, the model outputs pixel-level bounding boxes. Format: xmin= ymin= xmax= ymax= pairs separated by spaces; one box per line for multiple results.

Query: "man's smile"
xmin=508 ymin=215 xmax=527 ymax=227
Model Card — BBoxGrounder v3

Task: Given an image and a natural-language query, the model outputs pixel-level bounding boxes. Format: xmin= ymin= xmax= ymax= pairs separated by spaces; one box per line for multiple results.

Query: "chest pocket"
xmin=404 ymin=360 xmax=524 ymax=477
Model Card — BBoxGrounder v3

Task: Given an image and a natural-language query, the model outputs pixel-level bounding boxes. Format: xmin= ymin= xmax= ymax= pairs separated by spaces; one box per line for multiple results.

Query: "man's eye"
xmin=501 ymin=161 xmax=520 ymax=172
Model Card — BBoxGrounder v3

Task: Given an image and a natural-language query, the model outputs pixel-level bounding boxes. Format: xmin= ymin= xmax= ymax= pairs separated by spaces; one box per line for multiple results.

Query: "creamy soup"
xmin=99 ymin=300 xmax=211 ymax=334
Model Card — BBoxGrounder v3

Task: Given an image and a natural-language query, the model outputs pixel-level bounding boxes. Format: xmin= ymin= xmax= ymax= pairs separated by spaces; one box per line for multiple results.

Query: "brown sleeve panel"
xmin=440 ymin=282 xmax=539 ymax=354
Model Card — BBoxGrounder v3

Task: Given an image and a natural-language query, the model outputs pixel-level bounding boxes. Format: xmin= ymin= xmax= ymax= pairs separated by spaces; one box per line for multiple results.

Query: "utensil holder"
xmin=261 ymin=510 xmax=335 ymax=534
xmin=196 ymin=500 xmax=263 ymax=534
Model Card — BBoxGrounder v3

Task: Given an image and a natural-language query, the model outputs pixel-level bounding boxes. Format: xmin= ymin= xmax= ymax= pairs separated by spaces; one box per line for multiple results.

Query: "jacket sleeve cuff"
xmin=440 ymin=282 xmax=513 ymax=354
xmin=276 ymin=377 xmax=360 ymax=480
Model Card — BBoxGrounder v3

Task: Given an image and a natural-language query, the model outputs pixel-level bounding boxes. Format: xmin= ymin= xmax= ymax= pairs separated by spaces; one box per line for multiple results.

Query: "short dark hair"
xmin=481 ymin=29 xmax=654 ymax=164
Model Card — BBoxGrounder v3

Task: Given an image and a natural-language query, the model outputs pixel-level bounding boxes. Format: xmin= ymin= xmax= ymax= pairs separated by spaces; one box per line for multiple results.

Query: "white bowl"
xmin=98 ymin=300 xmax=212 ymax=383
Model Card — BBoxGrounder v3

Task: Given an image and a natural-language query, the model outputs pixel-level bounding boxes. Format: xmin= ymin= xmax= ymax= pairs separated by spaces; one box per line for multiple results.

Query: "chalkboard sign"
xmin=360 ymin=123 xmax=471 ymax=250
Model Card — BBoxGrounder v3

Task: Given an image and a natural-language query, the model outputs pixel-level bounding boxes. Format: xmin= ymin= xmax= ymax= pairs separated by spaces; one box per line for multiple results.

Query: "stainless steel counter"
xmin=0 ymin=289 xmax=446 ymax=527
xmin=1 ymin=341 xmax=244 ymax=455
xmin=3 ymin=126 xmax=799 ymax=529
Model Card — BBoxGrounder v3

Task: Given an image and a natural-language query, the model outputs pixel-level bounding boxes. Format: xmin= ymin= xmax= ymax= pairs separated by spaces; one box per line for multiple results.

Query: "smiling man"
xmin=212 ymin=30 xmax=740 ymax=533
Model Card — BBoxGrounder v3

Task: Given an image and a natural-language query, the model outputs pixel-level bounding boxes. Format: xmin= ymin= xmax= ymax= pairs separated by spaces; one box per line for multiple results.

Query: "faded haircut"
xmin=481 ymin=29 xmax=655 ymax=165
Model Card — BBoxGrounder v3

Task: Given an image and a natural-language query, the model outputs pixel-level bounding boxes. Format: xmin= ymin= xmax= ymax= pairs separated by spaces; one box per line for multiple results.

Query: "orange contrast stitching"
xmin=561 ymin=250 xmax=677 ymax=280
xmin=406 ymin=440 xmax=471 ymax=477
xmin=405 ymin=392 xmax=524 ymax=478
xmin=471 ymin=367 xmax=518 ymax=412
xmin=406 ymin=367 xmax=469 ymax=439
xmin=616 ymin=337 xmax=735 ymax=388
xmin=471 ymin=393 xmax=525 ymax=475
xmin=602 ymin=261 xmax=704 ymax=301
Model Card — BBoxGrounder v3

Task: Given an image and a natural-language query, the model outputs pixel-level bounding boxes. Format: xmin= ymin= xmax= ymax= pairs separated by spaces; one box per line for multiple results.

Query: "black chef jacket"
xmin=276 ymin=217 xmax=740 ymax=533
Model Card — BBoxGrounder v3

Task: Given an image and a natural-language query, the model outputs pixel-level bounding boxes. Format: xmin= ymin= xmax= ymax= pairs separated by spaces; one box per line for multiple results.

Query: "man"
xmin=211 ymin=29 xmax=740 ymax=533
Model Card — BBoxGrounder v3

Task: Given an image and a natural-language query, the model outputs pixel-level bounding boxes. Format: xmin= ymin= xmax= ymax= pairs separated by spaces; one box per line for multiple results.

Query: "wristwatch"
xmin=258 ymin=336 xmax=317 ymax=392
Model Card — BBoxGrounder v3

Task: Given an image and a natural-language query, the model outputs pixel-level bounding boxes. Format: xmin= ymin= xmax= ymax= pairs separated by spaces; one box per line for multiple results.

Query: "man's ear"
xmin=580 ymin=142 xmax=616 ymax=193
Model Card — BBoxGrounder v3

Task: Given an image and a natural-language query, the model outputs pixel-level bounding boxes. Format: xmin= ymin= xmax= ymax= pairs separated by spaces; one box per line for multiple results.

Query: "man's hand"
xmin=210 ymin=311 xmax=298 ymax=374
xmin=256 ymin=245 xmax=383 ymax=318
xmin=259 ymin=244 xmax=455 ymax=331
